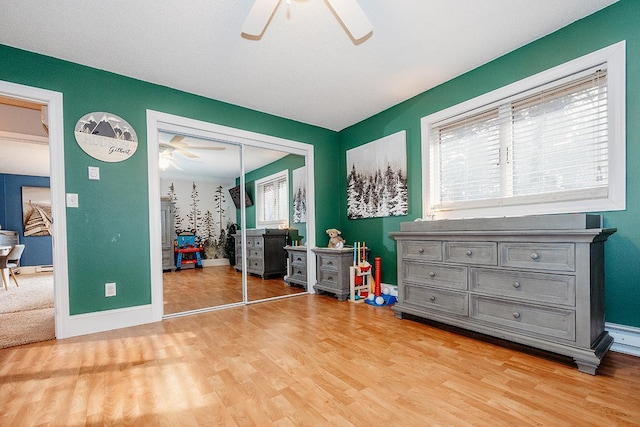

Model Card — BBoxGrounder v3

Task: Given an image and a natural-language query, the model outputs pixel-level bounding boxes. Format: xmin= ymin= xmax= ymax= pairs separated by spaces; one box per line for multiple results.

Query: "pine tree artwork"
xmin=168 ymin=182 xmax=184 ymax=233
xmin=187 ymin=181 xmax=203 ymax=233
xmin=292 ymin=166 xmax=307 ymax=223
xmin=346 ymin=131 xmax=408 ymax=219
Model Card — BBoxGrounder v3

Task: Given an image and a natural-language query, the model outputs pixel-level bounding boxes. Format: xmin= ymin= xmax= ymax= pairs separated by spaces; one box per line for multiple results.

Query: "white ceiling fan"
xmin=159 ymin=135 xmax=225 ymax=171
xmin=242 ymin=0 xmax=373 ymax=41
xmin=159 ymin=135 xmax=225 ymax=159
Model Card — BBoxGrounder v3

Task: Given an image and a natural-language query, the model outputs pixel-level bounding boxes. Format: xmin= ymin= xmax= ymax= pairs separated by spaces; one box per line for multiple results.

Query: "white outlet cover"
xmin=88 ymin=166 xmax=100 ymax=180
xmin=105 ymin=282 xmax=116 ymax=297
xmin=66 ymin=193 xmax=79 ymax=208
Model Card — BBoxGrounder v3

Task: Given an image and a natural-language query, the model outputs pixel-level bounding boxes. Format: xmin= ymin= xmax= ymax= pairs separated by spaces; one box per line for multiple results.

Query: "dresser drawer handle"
xmin=296 ymin=257 xmax=302 ymax=261
xmin=327 ymin=261 xmax=333 ymax=265
xmin=418 ymin=248 xmax=424 ymax=254
xmin=513 ymin=281 xmax=521 ymax=288
xmin=327 ymin=276 xmax=333 ymax=281
xmin=466 ymin=250 xmax=473 ymax=256
xmin=513 ymin=312 xmax=521 ymax=319
xmin=429 ymin=296 xmax=436 ymax=302
xmin=296 ymin=270 xmax=303 ymax=275
xmin=429 ymin=271 xmax=436 ymax=277
xmin=530 ymin=252 xmax=539 ymax=260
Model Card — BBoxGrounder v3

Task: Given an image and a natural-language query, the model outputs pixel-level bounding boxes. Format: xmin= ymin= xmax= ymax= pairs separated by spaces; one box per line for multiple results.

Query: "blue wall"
xmin=0 ymin=173 xmax=53 ymax=266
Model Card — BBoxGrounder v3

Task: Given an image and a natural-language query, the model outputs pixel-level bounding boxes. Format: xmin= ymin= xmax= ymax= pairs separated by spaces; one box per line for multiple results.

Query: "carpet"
xmin=0 ymin=272 xmax=55 ymax=349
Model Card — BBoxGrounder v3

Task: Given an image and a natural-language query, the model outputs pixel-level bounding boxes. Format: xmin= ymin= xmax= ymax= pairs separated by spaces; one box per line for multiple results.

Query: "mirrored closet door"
xmin=160 ymin=132 xmax=244 ymax=314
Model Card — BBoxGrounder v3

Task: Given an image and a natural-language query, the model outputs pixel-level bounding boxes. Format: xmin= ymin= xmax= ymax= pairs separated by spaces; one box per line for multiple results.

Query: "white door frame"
xmin=0 ymin=80 xmax=70 ymax=338
xmin=146 ymin=110 xmax=317 ymax=320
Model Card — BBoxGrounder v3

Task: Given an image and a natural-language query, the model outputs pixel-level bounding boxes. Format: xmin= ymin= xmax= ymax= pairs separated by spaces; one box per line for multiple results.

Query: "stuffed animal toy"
xmin=326 ymin=228 xmax=345 ymax=249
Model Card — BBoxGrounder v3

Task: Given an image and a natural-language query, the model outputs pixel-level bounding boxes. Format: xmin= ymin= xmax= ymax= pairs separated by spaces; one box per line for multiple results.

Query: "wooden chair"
xmin=0 ymin=244 xmax=25 ymax=291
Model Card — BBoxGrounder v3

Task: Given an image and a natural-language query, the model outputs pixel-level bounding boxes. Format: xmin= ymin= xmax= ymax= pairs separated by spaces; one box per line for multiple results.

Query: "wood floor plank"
xmin=1 ymin=294 xmax=640 ymax=426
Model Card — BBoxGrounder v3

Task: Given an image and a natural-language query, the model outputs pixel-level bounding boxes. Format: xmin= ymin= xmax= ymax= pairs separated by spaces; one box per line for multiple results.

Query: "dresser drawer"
xmin=444 ymin=241 xmax=497 ymax=265
xmin=404 ymin=261 xmax=467 ymax=290
xmin=471 ymin=296 xmax=576 ymax=341
xmin=405 ymin=284 xmax=469 ymax=317
xmin=470 ymin=268 xmax=576 ymax=306
xmin=402 ymin=240 xmax=442 ymax=261
xmin=500 ymin=243 xmax=575 ymax=272
xmin=317 ymin=255 xmax=340 ymax=271
xmin=247 ymin=258 xmax=264 ymax=272
xmin=290 ymin=267 xmax=307 ymax=282
xmin=250 ymin=249 xmax=263 ymax=259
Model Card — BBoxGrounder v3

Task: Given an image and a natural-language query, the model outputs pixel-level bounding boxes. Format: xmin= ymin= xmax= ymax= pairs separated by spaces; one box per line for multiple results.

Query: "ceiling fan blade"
xmin=326 ymin=0 xmax=372 ymax=41
xmin=242 ymin=0 xmax=280 ymax=37
xmin=175 ymin=148 xmax=199 ymax=159
xmin=184 ymin=146 xmax=226 ymax=151
xmin=169 ymin=135 xmax=185 ymax=145
xmin=168 ymin=159 xmax=183 ymax=171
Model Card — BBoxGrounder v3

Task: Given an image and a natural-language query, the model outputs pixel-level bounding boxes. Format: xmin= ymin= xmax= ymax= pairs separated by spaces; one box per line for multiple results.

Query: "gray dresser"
xmin=311 ymin=247 xmax=354 ymax=301
xmin=234 ymin=229 xmax=288 ymax=279
xmin=390 ymin=214 xmax=615 ymax=374
xmin=160 ymin=198 xmax=175 ymax=271
xmin=284 ymin=246 xmax=308 ymax=289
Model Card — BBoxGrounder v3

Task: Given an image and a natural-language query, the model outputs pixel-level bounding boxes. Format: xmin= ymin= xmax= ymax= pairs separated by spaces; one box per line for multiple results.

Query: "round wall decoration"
xmin=74 ymin=112 xmax=138 ymax=162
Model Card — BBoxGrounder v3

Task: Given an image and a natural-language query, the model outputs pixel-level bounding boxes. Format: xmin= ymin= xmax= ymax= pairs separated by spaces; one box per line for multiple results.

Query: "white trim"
xmin=65 ymin=305 xmax=155 ymax=337
xmin=607 ymin=322 xmax=640 ymax=357
xmin=0 ymin=80 xmax=70 ymax=339
xmin=146 ymin=110 xmax=317 ymax=320
xmin=421 ymin=41 xmax=626 ymax=220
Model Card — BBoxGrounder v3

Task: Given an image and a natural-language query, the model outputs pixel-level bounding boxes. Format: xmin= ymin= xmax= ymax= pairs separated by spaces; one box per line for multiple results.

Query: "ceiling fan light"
xmin=159 ymin=156 xmax=170 ymax=170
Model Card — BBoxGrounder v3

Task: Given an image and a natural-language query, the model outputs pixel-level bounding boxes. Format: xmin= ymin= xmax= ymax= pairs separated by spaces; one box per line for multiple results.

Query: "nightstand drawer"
xmin=444 ymin=241 xmax=497 ymax=265
xmin=500 ymin=243 xmax=575 ymax=272
xmin=404 ymin=261 xmax=467 ymax=290
xmin=405 ymin=284 xmax=468 ymax=317
xmin=470 ymin=268 xmax=576 ymax=306
xmin=317 ymin=255 xmax=340 ymax=271
xmin=317 ymin=268 xmax=340 ymax=289
xmin=471 ymin=296 xmax=576 ymax=341
xmin=402 ymin=240 xmax=442 ymax=261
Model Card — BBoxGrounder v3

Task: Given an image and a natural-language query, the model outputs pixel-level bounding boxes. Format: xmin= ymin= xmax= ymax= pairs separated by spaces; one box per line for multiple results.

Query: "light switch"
xmin=88 ymin=166 xmax=100 ymax=180
xmin=66 ymin=193 xmax=79 ymax=208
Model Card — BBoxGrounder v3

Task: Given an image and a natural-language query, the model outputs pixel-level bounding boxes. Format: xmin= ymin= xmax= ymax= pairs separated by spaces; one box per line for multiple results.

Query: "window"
xmin=422 ymin=41 xmax=625 ymax=219
xmin=255 ymin=170 xmax=289 ymax=228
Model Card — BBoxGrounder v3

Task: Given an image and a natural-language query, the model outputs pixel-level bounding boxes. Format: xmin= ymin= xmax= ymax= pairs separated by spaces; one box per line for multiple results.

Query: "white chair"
xmin=0 ymin=244 xmax=25 ymax=291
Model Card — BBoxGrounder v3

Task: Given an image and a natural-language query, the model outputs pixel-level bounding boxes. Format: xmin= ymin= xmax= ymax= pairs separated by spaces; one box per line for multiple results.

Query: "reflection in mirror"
xmin=159 ymin=132 xmax=244 ymax=314
xmin=240 ymin=146 xmax=308 ymax=302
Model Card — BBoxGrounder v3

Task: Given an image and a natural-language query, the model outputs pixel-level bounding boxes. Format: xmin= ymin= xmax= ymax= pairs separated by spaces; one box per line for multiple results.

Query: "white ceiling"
xmin=0 ymin=0 xmax=618 ymax=132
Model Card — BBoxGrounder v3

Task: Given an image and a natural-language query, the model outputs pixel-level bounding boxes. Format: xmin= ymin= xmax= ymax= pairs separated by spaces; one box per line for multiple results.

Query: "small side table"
xmin=311 ymin=247 xmax=354 ymax=301
xmin=284 ymin=246 xmax=308 ymax=289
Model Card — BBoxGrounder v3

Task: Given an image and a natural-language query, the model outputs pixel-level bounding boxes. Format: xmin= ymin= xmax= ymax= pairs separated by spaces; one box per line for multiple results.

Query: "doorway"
xmin=147 ymin=111 xmax=316 ymax=320
xmin=0 ymin=80 xmax=69 ymax=339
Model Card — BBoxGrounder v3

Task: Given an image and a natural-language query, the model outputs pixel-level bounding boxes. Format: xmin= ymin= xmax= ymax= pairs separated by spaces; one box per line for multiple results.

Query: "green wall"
xmin=338 ymin=0 xmax=640 ymax=327
xmin=0 ymin=45 xmax=340 ymax=315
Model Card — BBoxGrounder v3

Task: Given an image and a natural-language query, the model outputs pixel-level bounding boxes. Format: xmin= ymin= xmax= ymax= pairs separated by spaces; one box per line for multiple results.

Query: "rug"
xmin=0 ymin=272 xmax=55 ymax=349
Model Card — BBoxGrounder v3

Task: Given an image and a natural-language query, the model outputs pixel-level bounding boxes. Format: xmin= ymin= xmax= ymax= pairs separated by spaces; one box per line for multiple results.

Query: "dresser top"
xmin=400 ymin=213 xmax=603 ymax=233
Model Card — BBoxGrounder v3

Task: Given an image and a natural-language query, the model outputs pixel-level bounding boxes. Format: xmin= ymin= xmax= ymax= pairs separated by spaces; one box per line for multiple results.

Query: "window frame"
xmin=255 ymin=170 xmax=289 ymax=228
xmin=421 ymin=41 xmax=626 ymax=220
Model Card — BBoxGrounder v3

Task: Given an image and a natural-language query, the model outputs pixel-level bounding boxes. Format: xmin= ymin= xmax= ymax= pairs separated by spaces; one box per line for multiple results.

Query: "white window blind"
xmin=430 ymin=66 xmax=609 ymax=212
xmin=256 ymin=171 xmax=288 ymax=226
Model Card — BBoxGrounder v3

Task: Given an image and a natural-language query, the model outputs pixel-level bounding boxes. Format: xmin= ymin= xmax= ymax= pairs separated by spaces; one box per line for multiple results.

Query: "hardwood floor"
xmin=163 ymin=265 xmax=306 ymax=314
xmin=1 ymin=294 xmax=639 ymax=426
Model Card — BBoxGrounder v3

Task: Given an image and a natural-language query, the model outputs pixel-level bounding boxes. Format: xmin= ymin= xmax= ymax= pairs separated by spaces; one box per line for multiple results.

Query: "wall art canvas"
xmin=292 ymin=166 xmax=307 ymax=223
xmin=22 ymin=186 xmax=52 ymax=236
xmin=346 ymin=131 xmax=408 ymax=219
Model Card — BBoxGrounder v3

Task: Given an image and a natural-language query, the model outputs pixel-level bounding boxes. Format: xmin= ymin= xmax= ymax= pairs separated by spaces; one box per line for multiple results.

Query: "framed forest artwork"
xmin=346 ymin=131 xmax=408 ymax=219
xmin=22 ymin=186 xmax=53 ymax=236
xmin=292 ymin=166 xmax=307 ymax=223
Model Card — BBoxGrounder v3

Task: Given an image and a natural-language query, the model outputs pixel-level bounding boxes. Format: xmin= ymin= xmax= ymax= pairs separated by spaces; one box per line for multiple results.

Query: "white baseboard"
xmin=63 ymin=304 xmax=156 ymax=338
xmin=202 ymin=258 xmax=230 ymax=267
xmin=606 ymin=322 xmax=640 ymax=357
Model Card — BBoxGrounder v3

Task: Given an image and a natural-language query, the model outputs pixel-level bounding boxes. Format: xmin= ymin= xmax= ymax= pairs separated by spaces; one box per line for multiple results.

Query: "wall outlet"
xmin=105 ymin=282 xmax=116 ymax=297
